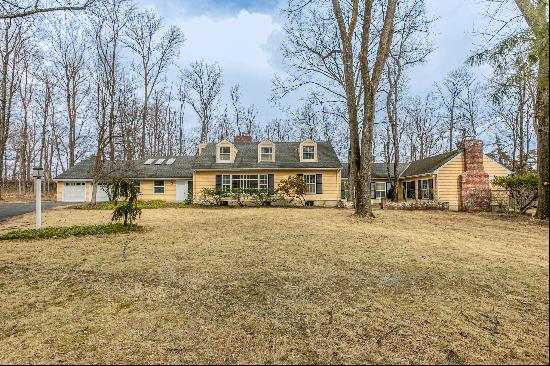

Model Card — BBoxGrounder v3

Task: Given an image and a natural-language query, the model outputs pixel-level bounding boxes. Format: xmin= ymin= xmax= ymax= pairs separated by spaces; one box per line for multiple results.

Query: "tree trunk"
xmin=535 ymin=46 xmax=548 ymax=219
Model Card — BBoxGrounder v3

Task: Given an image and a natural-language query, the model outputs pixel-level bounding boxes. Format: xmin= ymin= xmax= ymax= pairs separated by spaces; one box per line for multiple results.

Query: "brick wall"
xmin=459 ymin=140 xmax=491 ymax=211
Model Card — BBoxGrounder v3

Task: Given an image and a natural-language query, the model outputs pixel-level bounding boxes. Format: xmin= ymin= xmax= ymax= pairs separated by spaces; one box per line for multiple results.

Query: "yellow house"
xmin=54 ymin=136 xmax=344 ymax=206
xmin=342 ymin=140 xmax=511 ymax=211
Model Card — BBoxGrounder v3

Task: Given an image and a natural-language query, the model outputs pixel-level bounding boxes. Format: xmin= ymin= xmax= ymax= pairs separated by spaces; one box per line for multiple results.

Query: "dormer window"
xmin=258 ymin=139 xmax=275 ymax=162
xmin=302 ymin=145 xmax=315 ymax=160
xmin=219 ymin=146 xmax=231 ymax=161
xmin=299 ymin=139 xmax=318 ymax=162
xmin=260 ymin=146 xmax=273 ymax=161
xmin=216 ymin=140 xmax=237 ymax=163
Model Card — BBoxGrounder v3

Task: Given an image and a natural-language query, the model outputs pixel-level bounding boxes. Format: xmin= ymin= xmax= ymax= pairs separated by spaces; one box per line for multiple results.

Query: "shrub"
xmin=250 ymin=188 xmax=275 ymax=206
xmin=384 ymin=200 xmax=449 ymax=211
xmin=491 ymin=175 xmax=539 ymax=214
xmin=110 ymin=178 xmax=142 ymax=225
xmin=201 ymin=187 xmax=229 ymax=205
xmin=277 ymin=176 xmax=307 ymax=205
xmin=0 ymin=223 xmax=140 ymax=241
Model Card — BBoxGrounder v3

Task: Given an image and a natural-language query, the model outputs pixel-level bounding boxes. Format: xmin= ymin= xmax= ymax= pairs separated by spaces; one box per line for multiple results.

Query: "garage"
xmin=62 ymin=182 xmax=86 ymax=202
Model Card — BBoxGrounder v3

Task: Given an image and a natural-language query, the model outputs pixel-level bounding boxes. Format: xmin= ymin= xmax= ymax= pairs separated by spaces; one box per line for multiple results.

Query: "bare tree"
xmin=124 ymin=9 xmax=184 ymax=157
xmin=181 ymin=60 xmax=223 ymax=144
xmin=0 ymin=0 xmax=93 ymax=19
xmin=356 ymin=0 xmax=398 ymax=216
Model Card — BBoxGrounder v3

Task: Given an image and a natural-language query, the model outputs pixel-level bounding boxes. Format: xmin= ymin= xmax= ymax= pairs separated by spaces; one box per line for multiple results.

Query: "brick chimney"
xmin=234 ymin=135 xmax=253 ymax=144
xmin=459 ymin=140 xmax=491 ymax=211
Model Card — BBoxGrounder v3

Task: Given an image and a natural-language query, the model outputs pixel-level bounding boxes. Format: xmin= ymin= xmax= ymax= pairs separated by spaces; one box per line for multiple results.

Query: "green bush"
xmin=0 ymin=223 xmax=140 ymax=241
xmin=491 ymin=175 xmax=539 ymax=214
xmin=277 ymin=176 xmax=307 ymax=205
xmin=201 ymin=187 xmax=230 ymax=205
xmin=70 ymin=200 xmax=196 ymax=210
xmin=250 ymin=188 xmax=276 ymax=206
xmin=110 ymin=178 xmax=142 ymax=225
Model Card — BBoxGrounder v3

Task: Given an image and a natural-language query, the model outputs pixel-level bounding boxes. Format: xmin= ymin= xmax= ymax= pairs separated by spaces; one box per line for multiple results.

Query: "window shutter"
xmin=268 ymin=174 xmax=274 ymax=191
xmin=215 ymin=175 xmax=222 ymax=189
xmin=316 ymin=174 xmax=322 ymax=194
xmin=370 ymin=182 xmax=376 ymax=199
xmin=341 ymin=181 xmax=345 ymax=199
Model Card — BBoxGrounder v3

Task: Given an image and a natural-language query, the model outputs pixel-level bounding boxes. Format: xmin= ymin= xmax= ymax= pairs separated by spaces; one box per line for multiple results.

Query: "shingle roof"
xmin=340 ymin=150 xmax=461 ymax=180
xmin=55 ymin=156 xmax=195 ymax=180
xmin=341 ymin=163 xmax=409 ymax=179
xmin=194 ymin=141 xmax=342 ymax=170
xmin=400 ymin=150 xmax=461 ymax=178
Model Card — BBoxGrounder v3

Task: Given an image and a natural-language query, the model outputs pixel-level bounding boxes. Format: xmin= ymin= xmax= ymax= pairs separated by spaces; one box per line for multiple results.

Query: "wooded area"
xmin=0 ymin=0 xmax=547 ymax=218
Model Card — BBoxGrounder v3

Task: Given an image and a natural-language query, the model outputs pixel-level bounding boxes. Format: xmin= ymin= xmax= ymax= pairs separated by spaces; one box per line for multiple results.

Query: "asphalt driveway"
xmin=0 ymin=202 xmax=71 ymax=222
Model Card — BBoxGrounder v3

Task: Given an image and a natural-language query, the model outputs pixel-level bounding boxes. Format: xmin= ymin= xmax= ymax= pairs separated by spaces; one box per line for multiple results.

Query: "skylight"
xmin=144 ymin=158 xmax=155 ymax=165
xmin=166 ymin=158 xmax=176 ymax=165
xmin=155 ymin=158 xmax=165 ymax=165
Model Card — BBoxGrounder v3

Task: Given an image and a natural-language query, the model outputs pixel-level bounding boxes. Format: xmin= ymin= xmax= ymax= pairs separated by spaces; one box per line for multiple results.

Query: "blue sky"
xmin=134 ymin=0 xmax=509 ymax=127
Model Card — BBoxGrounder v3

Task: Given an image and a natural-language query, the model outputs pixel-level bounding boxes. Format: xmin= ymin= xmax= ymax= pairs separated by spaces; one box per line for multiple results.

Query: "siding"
xmin=483 ymin=155 xmax=510 ymax=188
xmin=436 ymin=153 xmax=464 ymax=209
xmin=193 ymin=169 xmax=341 ymax=202
xmin=137 ymin=180 xmax=177 ymax=201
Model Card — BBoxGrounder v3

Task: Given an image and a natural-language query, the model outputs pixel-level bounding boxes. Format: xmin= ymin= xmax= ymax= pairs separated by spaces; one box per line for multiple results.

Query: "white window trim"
xmin=218 ymin=146 xmax=231 ymax=162
xmin=259 ymin=145 xmax=274 ymax=162
xmin=154 ymin=180 xmax=165 ymax=194
xmin=222 ymin=174 xmax=269 ymax=191
xmin=302 ymin=145 xmax=316 ymax=161
xmin=303 ymin=174 xmax=316 ymax=194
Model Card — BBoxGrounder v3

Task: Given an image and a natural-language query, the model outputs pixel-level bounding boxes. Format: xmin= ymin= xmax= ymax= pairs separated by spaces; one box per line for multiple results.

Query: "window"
xmin=219 ymin=146 xmax=231 ymax=161
xmin=133 ymin=180 xmax=141 ymax=193
xmin=165 ymin=158 xmax=175 ymax=165
xmin=154 ymin=180 xmax=164 ymax=194
xmin=222 ymin=174 xmax=269 ymax=191
xmin=303 ymin=174 xmax=316 ymax=194
xmin=260 ymin=146 xmax=273 ymax=161
xmin=405 ymin=181 xmax=415 ymax=199
xmin=302 ymin=145 xmax=315 ymax=160
xmin=419 ymin=179 xmax=434 ymax=200
xmin=222 ymin=175 xmax=231 ymax=190
xmin=144 ymin=158 xmax=155 ymax=165
xmin=375 ymin=182 xmax=387 ymax=199
xmin=155 ymin=158 xmax=165 ymax=165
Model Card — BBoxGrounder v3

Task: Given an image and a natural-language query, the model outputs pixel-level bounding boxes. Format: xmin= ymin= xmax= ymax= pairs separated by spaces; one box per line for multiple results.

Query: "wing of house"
xmin=341 ymin=140 xmax=511 ymax=211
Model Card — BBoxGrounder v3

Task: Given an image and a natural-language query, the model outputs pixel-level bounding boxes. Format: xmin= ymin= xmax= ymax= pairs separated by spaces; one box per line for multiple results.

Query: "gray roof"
xmin=400 ymin=150 xmax=460 ymax=178
xmin=340 ymin=150 xmax=461 ymax=180
xmin=341 ymin=163 xmax=409 ymax=179
xmin=55 ymin=156 xmax=195 ymax=180
xmin=194 ymin=141 xmax=342 ymax=170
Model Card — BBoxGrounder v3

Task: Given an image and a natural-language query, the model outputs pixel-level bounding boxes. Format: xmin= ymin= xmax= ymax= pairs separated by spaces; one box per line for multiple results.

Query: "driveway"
xmin=0 ymin=202 xmax=71 ymax=222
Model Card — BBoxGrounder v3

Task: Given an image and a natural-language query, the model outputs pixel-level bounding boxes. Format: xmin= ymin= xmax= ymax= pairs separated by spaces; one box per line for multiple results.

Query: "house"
xmin=54 ymin=136 xmax=343 ymax=206
xmin=341 ymin=140 xmax=511 ymax=211
xmin=55 ymin=137 xmax=509 ymax=211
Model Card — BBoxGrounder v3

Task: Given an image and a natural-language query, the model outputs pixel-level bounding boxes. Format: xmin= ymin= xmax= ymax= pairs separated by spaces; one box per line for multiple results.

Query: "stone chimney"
xmin=459 ymin=140 xmax=491 ymax=211
xmin=234 ymin=135 xmax=253 ymax=144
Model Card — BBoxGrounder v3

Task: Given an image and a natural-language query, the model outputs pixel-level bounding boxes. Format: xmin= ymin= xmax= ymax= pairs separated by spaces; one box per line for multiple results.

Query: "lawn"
xmin=0 ymin=207 xmax=548 ymax=364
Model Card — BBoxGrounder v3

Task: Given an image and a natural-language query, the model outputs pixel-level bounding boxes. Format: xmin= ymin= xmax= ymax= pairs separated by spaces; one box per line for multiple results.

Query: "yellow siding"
xmin=436 ymin=153 xmax=464 ymax=208
xmin=194 ymin=170 xmax=341 ymax=202
xmin=483 ymin=155 xmax=510 ymax=188
xmin=137 ymin=180 xmax=177 ymax=201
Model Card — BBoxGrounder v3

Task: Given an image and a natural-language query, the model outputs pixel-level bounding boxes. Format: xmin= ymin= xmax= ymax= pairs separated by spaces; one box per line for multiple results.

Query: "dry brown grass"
xmin=0 ymin=207 xmax=548 ymax=364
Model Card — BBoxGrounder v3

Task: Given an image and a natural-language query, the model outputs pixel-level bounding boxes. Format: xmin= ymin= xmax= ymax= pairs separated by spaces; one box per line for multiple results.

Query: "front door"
xmin=176 ymin=180 xmax=188 ymax=201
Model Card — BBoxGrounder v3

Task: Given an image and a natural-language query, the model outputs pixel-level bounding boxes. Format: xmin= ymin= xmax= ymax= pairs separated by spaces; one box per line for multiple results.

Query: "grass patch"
xmin=0 ymin=223 xmax=140 ymax=240
xmin=68 ymin=200 xmax=194 ymax=210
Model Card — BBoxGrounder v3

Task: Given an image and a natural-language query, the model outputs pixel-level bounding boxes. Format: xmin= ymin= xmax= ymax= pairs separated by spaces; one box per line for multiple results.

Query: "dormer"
xmin=216 ymin=140 xmax=237 ymax=163
xmin=198 ymin=143 xmax=207 ymax=156
xmin=258 ymin=139 xmax=275 ymax=162
xmin=299 ymin=139 xmax=317 ymax=162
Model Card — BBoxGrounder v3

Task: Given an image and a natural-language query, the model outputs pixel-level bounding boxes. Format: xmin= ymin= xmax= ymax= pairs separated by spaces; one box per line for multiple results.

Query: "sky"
xmin=134 ymin=0 xmax=511 ymax=128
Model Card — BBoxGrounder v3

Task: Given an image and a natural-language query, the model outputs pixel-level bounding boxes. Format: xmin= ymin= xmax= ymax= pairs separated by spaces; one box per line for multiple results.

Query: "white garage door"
xmin=63 ymin=182 xmax=86 ymax=202
xmin=95 ymin=185 xmax=110 ymax=202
